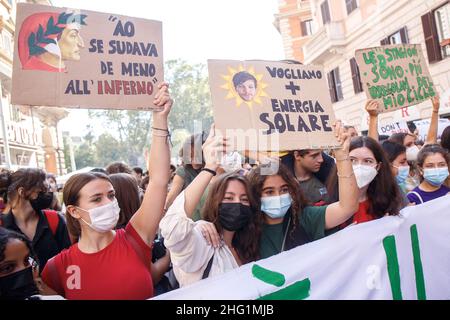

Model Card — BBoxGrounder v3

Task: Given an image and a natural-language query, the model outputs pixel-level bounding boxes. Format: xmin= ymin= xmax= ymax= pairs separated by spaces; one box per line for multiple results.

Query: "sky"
xmin=55 ymin=0 xmax=285 ymax=137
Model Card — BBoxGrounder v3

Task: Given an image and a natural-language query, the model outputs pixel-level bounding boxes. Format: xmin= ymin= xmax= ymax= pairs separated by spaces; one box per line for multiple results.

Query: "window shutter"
xmin=350 ymin=58 xmax=363 ymax=94
xmin=346 ymin=0 xmax=357 ymax=14
xmin=325 ymin=1 xmax=331 ymax=23
xmin=400 ymin=27 xmax=409 ymax=44
xmin=334 ymin=68 xmax=344 ymax=101
xmin=321 ymin=1 xmax=331 ymax=25
xmin=327 ymin=71 xmax=337 ymax=103
xmin=346 ymin=0 xmax=352 ymax=14
xmin=421 ymin=12 xmax=442 ymax=63
xmin=301 ymin=21 xmax=307 ymax=36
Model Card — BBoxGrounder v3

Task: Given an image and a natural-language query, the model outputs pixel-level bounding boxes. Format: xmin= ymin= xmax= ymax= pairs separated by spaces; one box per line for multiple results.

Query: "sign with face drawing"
xmin=12 ymin=3 xmax=163 ymax=110
xmin=207 ymin=60 xmax=340 ymax=152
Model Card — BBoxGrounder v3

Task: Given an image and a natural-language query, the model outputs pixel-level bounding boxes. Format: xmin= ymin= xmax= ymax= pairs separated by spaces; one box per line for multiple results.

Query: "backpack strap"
xmin=408 ymin=191 xmax=424 ymax=204
xmin=202 ymin=254 xmax=214 ymax=280
xmin=42 ymin=210 xmax=59 ymax=236
xmin=125 ymin=231 xmax=151 ymax=273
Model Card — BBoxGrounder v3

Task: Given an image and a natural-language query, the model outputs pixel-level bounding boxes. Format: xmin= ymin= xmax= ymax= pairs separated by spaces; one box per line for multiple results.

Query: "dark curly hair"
xmin=0 ymin=227 xmax=38 ymax=266
xmin=201 ymin=171 xmax=260 ymax=264
xmin=441 ymin=126 xmax=450 ymax=152
xmin=0 ymin=168 xmax=47 ymax=205
xmin=247 ymin=164 xmax=308 ymax=239
xmin=381 ymin=140 xmax=406 ymax=163
xmin=327 ymin=136 xmax=403 ymax=217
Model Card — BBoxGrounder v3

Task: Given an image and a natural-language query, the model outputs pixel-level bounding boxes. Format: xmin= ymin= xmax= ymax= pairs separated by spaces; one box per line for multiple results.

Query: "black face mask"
xmin=30 ymin=192 xmax=54 ymax=212
xmin=218 ymin=203 xmax=253 ymax=231
xmin=0 ymin=267 xmax=39 ymax=300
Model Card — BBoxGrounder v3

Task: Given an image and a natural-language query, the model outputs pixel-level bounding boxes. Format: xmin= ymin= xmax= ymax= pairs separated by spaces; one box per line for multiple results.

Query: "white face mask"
xmin=406 ymin=145 xmax=420 ymax=162
xmin=352 ymin=164 xmax=378 ymax=189
xmin=76 ymin=199 xmax=120 ymax=233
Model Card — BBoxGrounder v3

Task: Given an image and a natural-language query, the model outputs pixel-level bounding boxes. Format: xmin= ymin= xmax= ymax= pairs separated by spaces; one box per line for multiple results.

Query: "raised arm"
xmin=130 ymin=83 xmax=172 ymax=245
xmin=366 ymin=100 xmax=379 ymax=141
xmin=165 ymin=174 xmax=185 ymax=210
xmin=324 ymin=122 xmax=359 ymax=229
xmin=151 ymin=251 xmax=171 ymax=285
xmin=183 ymin=125 xmax=228 ymax=218
xmin=425 ymin=95 xmax=440 ymax=145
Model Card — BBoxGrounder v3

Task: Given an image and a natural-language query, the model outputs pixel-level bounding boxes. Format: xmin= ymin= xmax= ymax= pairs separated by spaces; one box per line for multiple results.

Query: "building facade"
xmin=276 ymin=0 xmax=450 ymax=133
xmin=274 ymin=0 xmax=314 ymax=63
xmin=0 ymin=0 xmax=68 ymax=174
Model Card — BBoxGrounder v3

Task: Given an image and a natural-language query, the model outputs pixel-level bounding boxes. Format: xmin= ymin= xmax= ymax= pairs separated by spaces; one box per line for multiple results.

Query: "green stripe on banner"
xmin=252 ymin=264 xmax=285 ymax=287
xmin=410 ymin=224 xmax=426 ymax=300
xmin=383 ymin=235 xmax=403 ymax=300
xmin=258 ymin=278 xmax=311 ymax=300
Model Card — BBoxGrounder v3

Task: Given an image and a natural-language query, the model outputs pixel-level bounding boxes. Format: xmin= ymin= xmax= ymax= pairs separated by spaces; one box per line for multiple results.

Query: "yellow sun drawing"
xmin=220 ymin=65 xmax=269 ymax=108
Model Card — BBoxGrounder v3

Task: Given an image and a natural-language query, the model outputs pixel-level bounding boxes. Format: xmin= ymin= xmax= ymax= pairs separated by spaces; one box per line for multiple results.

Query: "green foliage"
xmin=72 ymin=59 xmax=213 ymax=167
xmin=62 ymin=135 xmax=73 ymax=172
xmin=165 ymin=59 xmax=213 ymax=133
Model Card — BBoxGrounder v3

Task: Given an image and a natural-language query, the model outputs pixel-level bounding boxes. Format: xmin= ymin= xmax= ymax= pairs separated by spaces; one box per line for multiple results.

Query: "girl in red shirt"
xmin=41 ymin=83 xmax=173 ymax=300
xmin=327 ymin=136 xmax=404 ymax=228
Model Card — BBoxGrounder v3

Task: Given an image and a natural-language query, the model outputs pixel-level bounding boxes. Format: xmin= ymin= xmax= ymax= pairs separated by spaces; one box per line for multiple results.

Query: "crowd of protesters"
xmin=0 ymin=82 xmax=449 ymax=300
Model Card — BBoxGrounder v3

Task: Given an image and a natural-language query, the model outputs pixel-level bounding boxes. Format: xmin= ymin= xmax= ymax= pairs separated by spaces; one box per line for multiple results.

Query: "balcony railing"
xmin=303 ymin=20 xmax=347 ymax=65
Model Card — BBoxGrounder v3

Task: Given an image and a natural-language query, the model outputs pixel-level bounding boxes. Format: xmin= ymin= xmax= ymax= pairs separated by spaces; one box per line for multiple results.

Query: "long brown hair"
xmin=201 ymin=171 xmax=260 ymax=264
xmin=0 ymin=168 xmax=46 ymax=205
xmin=63 ymin=172 xmax=112 ymax=238
xmin=109 ymin=173 xmax=141 ymax=228
xmin=327 ymin=136 xmax=403 ymax=217
xmin=247 ymin=164 xmax=308 ymax=238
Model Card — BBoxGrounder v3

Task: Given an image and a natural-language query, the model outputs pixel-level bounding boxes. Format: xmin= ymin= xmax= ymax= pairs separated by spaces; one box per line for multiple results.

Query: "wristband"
xmin=201 ymin=168 xmax=217 ymax=176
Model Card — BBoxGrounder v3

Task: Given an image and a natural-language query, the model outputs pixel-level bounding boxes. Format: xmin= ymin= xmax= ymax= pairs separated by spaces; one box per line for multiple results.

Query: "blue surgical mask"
xmin=395 ymin=165 xmax=410 ymax=185
xmin=260 ymin=194 xmax=292 ymax=219
xmin=423 ymin=167 xmax=449 ymax=186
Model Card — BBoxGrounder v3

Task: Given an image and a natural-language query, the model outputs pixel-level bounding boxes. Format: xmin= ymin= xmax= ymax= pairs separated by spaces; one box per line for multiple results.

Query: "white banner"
xmin=378 ymin=119 xmax=409 ymax=136
xmin=154 ymin=196 xmax=450 ymax=300
xmin=414 ymin=118 xmax=450 ymax=142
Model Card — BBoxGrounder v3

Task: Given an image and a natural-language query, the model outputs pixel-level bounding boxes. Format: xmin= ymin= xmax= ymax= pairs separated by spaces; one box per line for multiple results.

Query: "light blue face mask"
xmin=260 ymin=193 xmax=292 ymax=219
xmin=395 ymin=165 xmax=410 ymax=185
xmin=423 ymin=167 xmax=449 ymax=187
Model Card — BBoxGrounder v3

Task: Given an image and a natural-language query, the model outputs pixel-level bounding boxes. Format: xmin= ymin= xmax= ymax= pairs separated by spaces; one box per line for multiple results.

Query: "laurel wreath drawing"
xmin=27 ymin=12 xmax=87 ymax=56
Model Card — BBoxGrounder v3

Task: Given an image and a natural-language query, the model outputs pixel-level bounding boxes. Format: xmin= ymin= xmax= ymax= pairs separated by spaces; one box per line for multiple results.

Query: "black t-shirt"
xmin=1 ymin=210 xmax=71 ymax=272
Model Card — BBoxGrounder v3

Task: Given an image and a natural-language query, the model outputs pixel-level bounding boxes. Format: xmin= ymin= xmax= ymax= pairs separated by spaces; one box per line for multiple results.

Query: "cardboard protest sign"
xmin=378 ymin=119 xmax=409 ymax=136
xmin=207 ymin=60 xmax=339 ymax=151
xmin=414 ymin=118 xmax=450 ymax=142
xmin=11 ymin=3 xmax=163 ymax=110
xmin=355 ymin=44 xmax=436 ymax=114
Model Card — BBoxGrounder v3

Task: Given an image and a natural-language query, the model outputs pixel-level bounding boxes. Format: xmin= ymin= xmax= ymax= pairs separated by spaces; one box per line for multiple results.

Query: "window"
xmin=16 ymin=154 xmax=30 ymax=166
xmin=9 ymin=105 xmax=21 ymax=122
xmin=327 ymin=67 xmax=343 ymax=103
xmin=422 ymin=3 xmax=450 ymax=63
xmin=2 ymin=32 xmax=12 ymax=56
xmin=350 ymin=58 xmax=363 ymax=94
xmin=321 ymin=1 xmax=331 ymax=25
xmin=389 ymin=31 xmax=403 ymax=44
xmin=434 ymin=3 xmax=450 ymax=58
xmin=301 ymin=19 xmax=314 ymax=36
xmin=346 ymin=0 xmax=358 ymax=15
xmin=380 ymin=27 xmax=409 ymax=45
